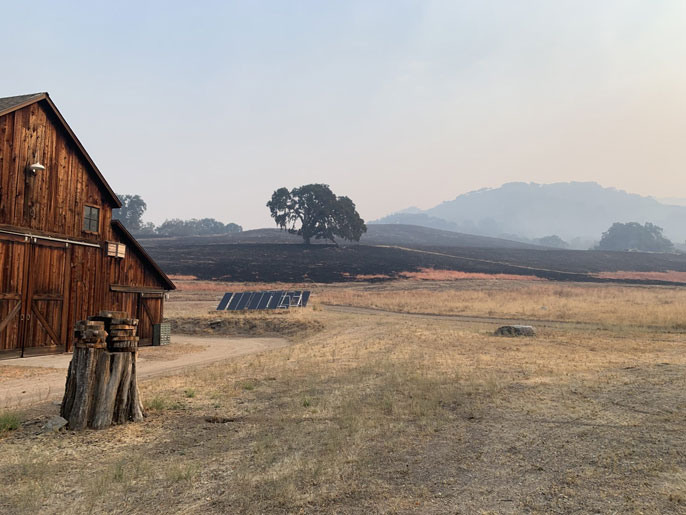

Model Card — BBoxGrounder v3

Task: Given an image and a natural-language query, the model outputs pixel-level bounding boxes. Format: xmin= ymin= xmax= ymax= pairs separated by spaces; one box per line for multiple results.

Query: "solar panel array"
xmin=216 ymin=291 xmax=311 ymax=311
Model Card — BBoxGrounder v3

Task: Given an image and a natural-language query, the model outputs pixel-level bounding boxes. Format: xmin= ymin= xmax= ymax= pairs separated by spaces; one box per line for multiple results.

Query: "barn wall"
xmin=106 ymin=231 xmax=165 ymax=289
xmin=0 ymin=102 xmax=112 ymax=241
xmin=66 ymin=236 xmax=166 ymax=349
xmin=69 ymin=245 xmax=104 ymax=331
xmin=104 ymin=230 xmax=166 ymax=343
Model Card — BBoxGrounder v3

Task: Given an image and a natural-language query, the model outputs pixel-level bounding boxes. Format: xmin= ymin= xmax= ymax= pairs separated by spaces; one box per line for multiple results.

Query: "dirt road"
xmin=0 ymin=335 xmax=288 ymax=409
xmin=322 ymin=303 xmax=610 ymax=330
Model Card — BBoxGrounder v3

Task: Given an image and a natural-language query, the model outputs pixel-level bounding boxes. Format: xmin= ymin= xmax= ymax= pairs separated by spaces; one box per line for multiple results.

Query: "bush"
xmin=0 ymin=411 xmax=21 ymax=434
xmin=596 ymin=222 xmax=674 ymax=252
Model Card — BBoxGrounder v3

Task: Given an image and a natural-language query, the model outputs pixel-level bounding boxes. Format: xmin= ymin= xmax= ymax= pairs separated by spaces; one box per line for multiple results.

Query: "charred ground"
xmin=142 ymin=240 xmax=686 ymax=285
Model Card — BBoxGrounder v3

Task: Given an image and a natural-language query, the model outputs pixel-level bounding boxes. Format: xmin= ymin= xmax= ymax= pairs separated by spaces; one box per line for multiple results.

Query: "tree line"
xmin=116 ymin=189 xmax=677 ymax=253
xmin=528 ymin=223 xmax=676 ymax=251
xmin=113 ymin=194 xmax=242 ymax=237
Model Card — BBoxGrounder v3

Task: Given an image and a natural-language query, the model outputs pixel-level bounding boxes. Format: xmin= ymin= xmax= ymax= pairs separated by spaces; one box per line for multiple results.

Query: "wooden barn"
xmin=0 ymin=92 xmax=175 ymax=357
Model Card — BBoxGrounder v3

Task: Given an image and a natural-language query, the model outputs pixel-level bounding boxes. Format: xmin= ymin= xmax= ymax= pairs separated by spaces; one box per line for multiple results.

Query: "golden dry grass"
xmin=317 ymin=280 xmax=686 ymax=330
xmin=595 ymin=270 xmax=686 ymax=281
xmin=399 ymin=267 xmax=544 ymax=281
xmin=0 ymin=279 xmax=685 ymax=513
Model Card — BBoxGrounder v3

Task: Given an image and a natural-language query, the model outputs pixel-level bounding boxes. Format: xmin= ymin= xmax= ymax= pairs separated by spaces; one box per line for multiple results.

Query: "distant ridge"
xmin=373 ymin=181 xmax=686 ymax=246
xmin=360 ymin=224 xmax=541 ymax=249
xmin=139 ymin=224 xmax=541 ymax=250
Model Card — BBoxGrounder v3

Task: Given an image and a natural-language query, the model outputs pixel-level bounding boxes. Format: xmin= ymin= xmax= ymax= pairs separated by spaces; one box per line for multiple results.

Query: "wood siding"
xmin=0 ymin=102 xmax=112 ymax=242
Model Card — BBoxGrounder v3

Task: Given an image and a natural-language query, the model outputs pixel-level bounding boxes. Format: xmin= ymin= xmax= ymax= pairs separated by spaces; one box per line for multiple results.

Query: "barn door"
xmin=22 ymin=240 xmax=71 ymax=354
xmin=137 ymin=294 xmax=161 ymax=345
xmin=0 ymin=236 xmax=29 ymax=352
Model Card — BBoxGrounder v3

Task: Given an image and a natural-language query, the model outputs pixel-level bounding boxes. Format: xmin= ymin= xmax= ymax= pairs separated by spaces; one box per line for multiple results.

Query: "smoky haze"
xmin=1 ymin=1 xmax=686 ymax=229
xmin=373 ymin=182 xmax=686 ymax=247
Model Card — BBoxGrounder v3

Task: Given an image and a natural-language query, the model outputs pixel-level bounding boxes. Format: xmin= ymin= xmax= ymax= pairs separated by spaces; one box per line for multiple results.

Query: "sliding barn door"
xmin=22 ymin=241 xmax=71 ymax=352
xmin=138 ymin=294 xmax=162 ymax=344
xmin=0 ymin=237 xmax=28 ymax=351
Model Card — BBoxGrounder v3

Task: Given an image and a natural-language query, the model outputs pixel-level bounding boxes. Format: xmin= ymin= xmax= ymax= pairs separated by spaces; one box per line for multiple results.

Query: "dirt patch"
xmin=0 ymin=366 xmax=60 ymax=382
xmin=138 ymin=343 xmax=208 ymax=362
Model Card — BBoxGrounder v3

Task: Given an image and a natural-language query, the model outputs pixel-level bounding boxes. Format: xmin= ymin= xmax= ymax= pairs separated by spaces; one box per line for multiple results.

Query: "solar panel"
xmin=247 ymin=292 xmax=264 ymax=310
xmin=227 ymin=292 xmax=243 ymax=311
xmin=288 ymin=291 xmax=302 ymax=307
xmin=257 ymin=292 xmax=271 ymax=310
xmin=217 ymin=290 xmax=311 ymax=311
xmin=236 ymin=292 xmax=252 ymax=310
xmin=267 ymin=290 xmax=284 ymax=309
xmin=217 ymin=293 xmax=233 ymax=311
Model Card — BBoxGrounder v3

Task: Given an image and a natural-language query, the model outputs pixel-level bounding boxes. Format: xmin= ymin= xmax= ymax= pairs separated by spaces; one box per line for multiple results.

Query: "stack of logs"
xmin=61 ymin=311 xmax=145 ymax=430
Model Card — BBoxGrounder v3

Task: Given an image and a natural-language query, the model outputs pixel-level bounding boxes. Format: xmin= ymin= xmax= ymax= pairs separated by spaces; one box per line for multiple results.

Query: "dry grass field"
xmin=318 ymin=279 xmax=686 ymax=330
xmin=1 ymin=278 xmax=685 ymax=513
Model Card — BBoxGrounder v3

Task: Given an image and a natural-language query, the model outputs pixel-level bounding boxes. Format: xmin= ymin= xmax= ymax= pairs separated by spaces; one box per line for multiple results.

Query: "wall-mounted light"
xmin=26 ymin=162 xmax=45 ymax=175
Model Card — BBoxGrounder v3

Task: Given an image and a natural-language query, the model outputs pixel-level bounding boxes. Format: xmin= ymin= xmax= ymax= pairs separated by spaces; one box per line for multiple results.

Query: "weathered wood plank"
xmin=65 ymin=346 xmax=98 ymax=430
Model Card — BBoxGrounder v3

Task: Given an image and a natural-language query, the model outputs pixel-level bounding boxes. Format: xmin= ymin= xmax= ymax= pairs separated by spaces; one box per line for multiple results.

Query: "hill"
xmin=373 ymin=182 xmax=686 ymax=245
xmin=139 ymin=218 xmax=686 ymax=285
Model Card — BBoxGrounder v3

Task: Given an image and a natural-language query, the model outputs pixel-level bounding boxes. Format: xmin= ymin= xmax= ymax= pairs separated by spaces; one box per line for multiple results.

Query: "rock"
xmin=495 ymin=325 xmax=536 ymax=337
xmin=41 ymin=416 xmax=68 ymax=433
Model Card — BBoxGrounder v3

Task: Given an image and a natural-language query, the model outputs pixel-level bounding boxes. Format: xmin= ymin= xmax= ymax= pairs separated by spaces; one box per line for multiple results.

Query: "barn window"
xmin=106 ymin=242 xmax=127 ymax=259
xmin=83 ymin=205 xmax=100 ymax=233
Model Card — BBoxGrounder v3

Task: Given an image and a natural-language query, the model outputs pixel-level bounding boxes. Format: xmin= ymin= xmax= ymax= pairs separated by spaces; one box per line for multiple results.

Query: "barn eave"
xmin=111 ymin=220 xmax=176 ymax=290
xmin=0 ymin=92 xmax=121 ymax=208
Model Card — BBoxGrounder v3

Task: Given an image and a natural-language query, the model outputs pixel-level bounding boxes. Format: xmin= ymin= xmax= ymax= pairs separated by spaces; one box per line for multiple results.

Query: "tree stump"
xmin=61 ymin=312 xmax=145 ymax=430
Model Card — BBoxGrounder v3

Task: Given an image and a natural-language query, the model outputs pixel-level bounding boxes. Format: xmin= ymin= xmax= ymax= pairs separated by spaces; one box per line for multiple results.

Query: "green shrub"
xmin=0 ymin=411 xmax=21 ymax=434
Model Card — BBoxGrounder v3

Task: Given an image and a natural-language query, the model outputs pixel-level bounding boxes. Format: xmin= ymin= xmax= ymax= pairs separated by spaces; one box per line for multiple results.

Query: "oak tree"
xmin=114 ymin=194 xmax=147 ymax=232
xmin=596 ymin=222 xmax=674 ymax=252
xmin=267 ymin=184 xmax=366 ymax=244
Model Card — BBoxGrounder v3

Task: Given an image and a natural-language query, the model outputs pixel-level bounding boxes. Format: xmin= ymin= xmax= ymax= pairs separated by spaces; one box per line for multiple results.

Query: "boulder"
xmin=41 ymin=416 xmax=68 ymax=433
xmin=495 ymin=325 xmax=536 ymax=337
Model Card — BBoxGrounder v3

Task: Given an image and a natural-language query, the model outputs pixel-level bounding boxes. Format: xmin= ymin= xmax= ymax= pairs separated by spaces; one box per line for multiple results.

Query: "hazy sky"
xmin=2 ymin=1 xmax=686 ymax=229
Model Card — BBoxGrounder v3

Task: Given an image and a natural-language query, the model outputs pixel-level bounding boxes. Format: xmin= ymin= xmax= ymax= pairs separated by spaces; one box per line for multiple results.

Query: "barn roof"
xmin=0 ymin=93 xmax=46 ymax=113
xmin=0 ymin=92 xmax=121 ymax=208
xmin=111 ymin=220 xmax=176 ymax=291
